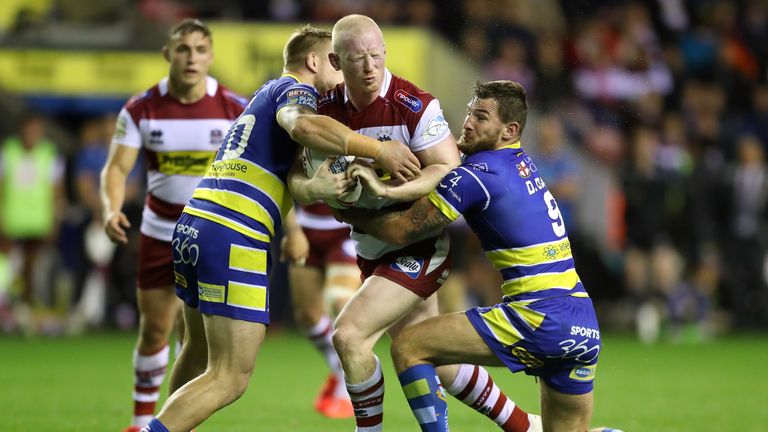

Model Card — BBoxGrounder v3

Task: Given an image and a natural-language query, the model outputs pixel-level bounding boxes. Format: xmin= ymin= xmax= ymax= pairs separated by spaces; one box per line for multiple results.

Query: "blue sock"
xmin=398 ymin=364 xmax=449 ymax=432
xmin=141 ymin=418 xmax=170 ymax=432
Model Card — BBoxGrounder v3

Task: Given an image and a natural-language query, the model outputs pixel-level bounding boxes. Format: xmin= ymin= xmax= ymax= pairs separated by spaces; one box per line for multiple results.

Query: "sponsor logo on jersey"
xmin=516 ymin=161 xmax=531 ymax=178
xmin=285 ymin=87 xmax=317 ymax=111
xmin=210 ymin=129 xmax=224 ymax=145
xmin=115 ymin=115 xmax=127 ymax=139
xmin=395 ymin=89 xmax=423 ymax=113
xmin=542 ymin=240 xmax=571 ymax=260
xmin=570 ymin=326 xmax=600 ymax=339
xmin=524 ymin=157 xmax=538 ymax=173
xmin=149 ymin=129 xmax=164 ymax=145
xmin=157 ymin=151 xmax=216 ymax=176
xmin=422 ymin=114 xmax=448 ymax=138
xmin=467 ymin=162 xmax=489 ymax=172
xmin=390 ymin=256 xmax=424 ymax=279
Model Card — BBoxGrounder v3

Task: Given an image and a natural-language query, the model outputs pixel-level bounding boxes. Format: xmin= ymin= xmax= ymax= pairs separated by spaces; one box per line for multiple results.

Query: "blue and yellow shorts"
xmin=172 ymin=211 xmax=272 ymax=324
xmin=466 ymin=295 xmax=601 ymax=395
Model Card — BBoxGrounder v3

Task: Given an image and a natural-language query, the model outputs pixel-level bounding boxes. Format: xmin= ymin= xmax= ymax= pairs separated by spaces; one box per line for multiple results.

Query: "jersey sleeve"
xmin=112 ymin=107 xmax=141 ymax=149
xmin=275 ymin=82 xmax=319 ymax=116
xmin=410 ymin=99 xmax=451 ymax=152
xmin=427 ymin=164 xmax=491 ymax=221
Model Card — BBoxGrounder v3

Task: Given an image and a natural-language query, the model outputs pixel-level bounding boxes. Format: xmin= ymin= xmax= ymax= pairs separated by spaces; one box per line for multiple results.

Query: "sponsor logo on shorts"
xmin=570 ymin=326 xmax=600 ymax=339
xmin=436 ymin=269 xmax=450 ymax=285
xmin=569 ymin=364 xmax=596 ymax=381
xmin=174 ymin=271 xmax=187 ymax=288
xmin=390 ymin=256 xmax=423 ymax=279
xmin=176 ymin=223 xmax=199 ymax=239
xmin=511 ymin=346 xmax=544 ymax=368
xmin=395 ymin=89 xmax=423 ymax=113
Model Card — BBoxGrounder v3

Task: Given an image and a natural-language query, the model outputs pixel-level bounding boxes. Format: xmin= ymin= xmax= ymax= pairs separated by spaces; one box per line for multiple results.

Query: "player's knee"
xmin=390 ymin=329 xmax=421 ymax=372
xmin=138 ymin=318 xmax=172 ymax=350
xmin=332 ymin=324 xmax=363 ymax=357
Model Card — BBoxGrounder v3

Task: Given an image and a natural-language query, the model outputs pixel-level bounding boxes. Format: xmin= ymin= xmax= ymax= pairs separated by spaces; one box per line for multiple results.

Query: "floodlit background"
xmin=0 ymin=1 xmax=766 ymax=431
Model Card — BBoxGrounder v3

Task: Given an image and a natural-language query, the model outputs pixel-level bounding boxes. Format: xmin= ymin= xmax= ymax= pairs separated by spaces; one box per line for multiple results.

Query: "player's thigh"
xmin=392 ymin=311 xmax=503 ymax=369
xmin=203 ymin=314 xmax=267 ymax=374
xmin=386 ymin=292 xmax=439 ymax=338
xmin=181 ymin=304 xmax=206 ymax=352
xmin=335 ymin=275 xmax=423 ymax=342
xmin=539 ymin=380 xmax=593 ymax=432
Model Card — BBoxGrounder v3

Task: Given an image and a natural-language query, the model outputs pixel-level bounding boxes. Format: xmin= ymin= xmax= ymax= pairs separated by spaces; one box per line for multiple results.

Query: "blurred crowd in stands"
xmin=2 ymin=0 xmax=768 ymax=342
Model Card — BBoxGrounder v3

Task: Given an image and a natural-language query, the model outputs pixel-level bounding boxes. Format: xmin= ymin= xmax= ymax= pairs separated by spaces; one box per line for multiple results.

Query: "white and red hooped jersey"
xmin=114 ymin=76 xmax=247 ymax=241
xmin=318 ymin=68 xmax=452 ymax=259
xmin=295 ymin=202 xmax=348 ymax=231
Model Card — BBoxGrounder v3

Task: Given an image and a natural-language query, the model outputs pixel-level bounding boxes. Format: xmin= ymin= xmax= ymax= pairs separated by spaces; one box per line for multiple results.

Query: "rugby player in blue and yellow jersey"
xmin=342 ymin=81 xmax=619 ymax=432
xmin=139 ymin=26 xmax=421 ymax=432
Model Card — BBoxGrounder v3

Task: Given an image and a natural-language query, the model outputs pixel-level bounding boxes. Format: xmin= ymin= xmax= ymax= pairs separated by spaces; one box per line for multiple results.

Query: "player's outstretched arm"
xmin=337 ymin=195 xmax=452 ymax=246
xmin=287 ymin=152 xmax=357 ymax=204
xmin=100 ymin=143 xmax=139 ymax=244
xmin=353 ymin=135 xmax=459 ymax=202
xmin=277 ymin=105 xmax=421 ymax=181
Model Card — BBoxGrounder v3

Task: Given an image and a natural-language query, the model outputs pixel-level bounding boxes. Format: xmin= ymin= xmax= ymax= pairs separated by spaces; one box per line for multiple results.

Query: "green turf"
xmin=0 ymin=331 xmax=766 ymax=431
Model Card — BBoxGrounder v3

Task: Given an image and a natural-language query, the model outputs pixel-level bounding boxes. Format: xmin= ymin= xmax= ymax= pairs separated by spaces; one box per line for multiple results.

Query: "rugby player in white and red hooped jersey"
xmin=99 ymin=19 xmax=247 ymax=432
xmin=289 ymin=14 xmax=539 ymax=432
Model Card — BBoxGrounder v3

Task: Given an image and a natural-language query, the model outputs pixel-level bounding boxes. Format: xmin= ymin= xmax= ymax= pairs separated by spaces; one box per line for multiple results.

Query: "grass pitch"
xmin=1 ymin=330 xmax=766 ymax=431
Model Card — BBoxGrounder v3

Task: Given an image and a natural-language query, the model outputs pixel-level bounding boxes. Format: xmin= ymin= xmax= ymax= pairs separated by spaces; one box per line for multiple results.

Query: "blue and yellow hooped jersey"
xmin=185 ymin=74 xmax=318 ymax=240
xmin=427 ymin=142 xmax=588 ymax=301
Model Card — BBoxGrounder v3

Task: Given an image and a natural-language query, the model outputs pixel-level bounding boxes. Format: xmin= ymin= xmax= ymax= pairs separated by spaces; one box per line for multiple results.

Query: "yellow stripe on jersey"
xmin=156 ymin=151 xmax=216 ymax=176
xmin=496 ymin=140 xmax=522 ymax=150
xmin=227 ymin=281 xmax=267 ymax=311
xmin=507 ymin=302 xmax=546 ymax=331
xmin=198 ymin=281 xmax=225 ymax=303
xmin=229 ymin=244 xmax=267 ymax=274
xmin=402 ymin=378 xmax=432 ymax=399
xmin=501 ymin=268 xmax=580 ymax=298
xmin=480 ymin=307 xmax=524 ymax=346
xmin=427 ymin=190 xmax=460 ymax=221
xmin=205 ymin=159 xmax=294 ymax=223
xmin=193 ymin=188 xmax=276 ymax=236
xmin=182 ymin=207 xmax=270 ymax=243
xmin=485 ymin=238 xmax=573 ymax=270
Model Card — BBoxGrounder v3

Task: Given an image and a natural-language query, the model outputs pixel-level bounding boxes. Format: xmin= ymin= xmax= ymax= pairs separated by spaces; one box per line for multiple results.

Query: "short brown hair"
xmin=472 ymin=80 xmax=528 ymax=132
xmin=168 ymin=19 xmax=212 ymax=44
xmin=283 ymin=25 xmax=332 ymax=69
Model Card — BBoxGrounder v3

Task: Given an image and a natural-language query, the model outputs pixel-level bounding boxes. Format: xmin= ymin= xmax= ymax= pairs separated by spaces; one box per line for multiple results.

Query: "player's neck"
xmin=168 ymin=77 xmax=207 ymax=104
xmin=347 ymin=91 xmax=377 ymax=112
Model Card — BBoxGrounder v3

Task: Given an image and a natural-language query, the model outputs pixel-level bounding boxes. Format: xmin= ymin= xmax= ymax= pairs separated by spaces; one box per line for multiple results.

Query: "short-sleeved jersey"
xmin=184 ymin=74 xmax=318 ymax=240
xmin=427 ymin=142 xmax=588 ymax=301
xmin=115 ymin=76 xmax=247 ymax=241
xmin=318 ymin=68 xmax=451 ymax=259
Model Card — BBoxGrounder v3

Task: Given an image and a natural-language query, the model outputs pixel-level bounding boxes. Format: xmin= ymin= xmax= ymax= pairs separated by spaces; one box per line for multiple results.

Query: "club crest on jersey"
xmin=377 ymin=129 xmax=392 ymax=142
xmin=395 ymin=89 xmax=423 ymax=113
xmin=149 ymin=129 xmax=164 ymax=145
xmin=516 ymin=161 xmax=531 ymax=178
xmin=390 ymin=256 xmax=423 ymax=279
xmin=210 ymin=129 xmax=224 ymax=145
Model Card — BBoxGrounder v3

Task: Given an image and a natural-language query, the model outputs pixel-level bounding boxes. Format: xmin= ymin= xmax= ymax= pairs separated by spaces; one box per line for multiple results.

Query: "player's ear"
xmin=306 ymin=52 xmax=319 ymax=73
xmin=162 ymin=45 xmax=171 ymax=63
xmin=329 ymin=53 xmax=341 ymax=71
xmin=502 ymin=122 xmax=519 ymax=140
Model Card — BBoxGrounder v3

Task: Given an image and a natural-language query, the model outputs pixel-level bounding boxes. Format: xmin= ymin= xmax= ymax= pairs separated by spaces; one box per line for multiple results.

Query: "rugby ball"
xmin=301 ymin=147 xmax=362 ymax=209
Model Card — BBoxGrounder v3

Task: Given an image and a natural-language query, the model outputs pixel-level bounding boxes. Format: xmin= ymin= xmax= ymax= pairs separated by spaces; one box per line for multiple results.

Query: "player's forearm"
xmin=287 ymin=168 xmax=323 ymax=204
xmin=382 ymin=163 xmax=452 ymax=202
xmin=100 ymin=165 xmax=128 ymax=219
xmin=343 ymin=197 xmax=447 ymax=246
xmin=290 ymin=114 xmax=382 ymax=159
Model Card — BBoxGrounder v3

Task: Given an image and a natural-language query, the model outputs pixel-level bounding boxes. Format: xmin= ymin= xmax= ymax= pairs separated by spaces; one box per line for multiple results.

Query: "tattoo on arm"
xmin=404 ymin=199 xmax=451 ymax=243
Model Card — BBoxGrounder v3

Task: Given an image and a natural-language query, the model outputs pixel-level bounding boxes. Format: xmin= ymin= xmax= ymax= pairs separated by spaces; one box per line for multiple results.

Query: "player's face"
xmin=336 ymin=33 xmax=386 ymax=97
xmin=458 ymin=98 xmax=506 ymax=155
xmin=315 ymin=41 xmax=344 ymax=93
xmin=166 ymin=30 xmax=213 ymax=89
